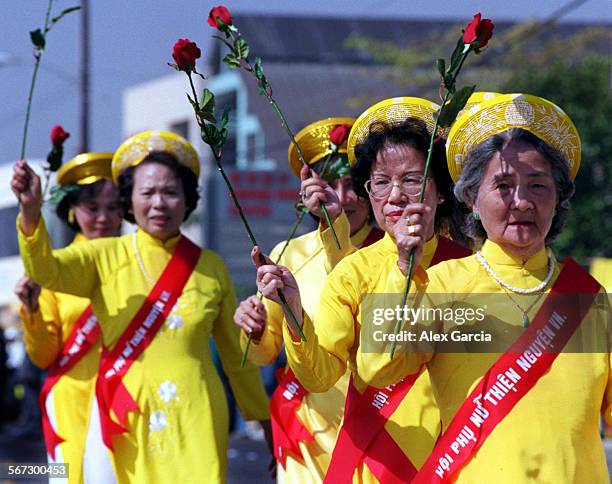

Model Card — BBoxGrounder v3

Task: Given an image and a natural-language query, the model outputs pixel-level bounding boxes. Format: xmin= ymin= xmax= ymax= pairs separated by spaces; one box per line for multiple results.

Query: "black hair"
xmin=117 ymin=151 xmax=200 ymax=223
xmin=351 ymin=117 xmax=471 ymax=247
xmin=56 ymin=179 xmax=111 ymax=232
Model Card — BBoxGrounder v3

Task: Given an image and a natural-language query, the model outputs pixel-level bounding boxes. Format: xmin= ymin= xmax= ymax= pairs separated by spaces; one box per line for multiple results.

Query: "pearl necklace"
xmin=133 ymin=232 xmax=155 ymax=285
xmin=475 ymin=250 xmax=555 ymax=295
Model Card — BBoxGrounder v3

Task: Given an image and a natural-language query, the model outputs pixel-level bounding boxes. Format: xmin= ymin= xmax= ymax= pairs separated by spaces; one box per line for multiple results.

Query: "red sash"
xmin=361 ymin=227 xmax=384 ymax=249
xmin=39 ymin=306 xmax=100 ymax=459
xmin=413 ymin=258 xmax=601 ymax=483
xmin=270 ymin=368 xmax=314 ymax=469
xmin=96 ymin=236 xmax=201 ymax=450
xmin=324 ymin=373 xmax=421 ymax=484
xmin=325 ymin=235 xmax=468 ymax=482
xmin=429 ymin=236 xmax=471 ymax=267
xmin=268 ymin=225 xmax=384 ymax=469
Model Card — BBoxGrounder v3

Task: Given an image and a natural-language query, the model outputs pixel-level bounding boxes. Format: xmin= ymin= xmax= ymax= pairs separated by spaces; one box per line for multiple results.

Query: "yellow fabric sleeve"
xmin=605 ymin=353 xmax=612 ymax=425
xmin=357 ymin=265 xmax=432 ymax=389
xmin=600 ymin=289 xmax=612 ymax=425
xmin=283 ymin=263 xmax=359 ymax=393
xmin=20 ymin=289 xmax=62 ymax=369
xmin=17 ymin=215 xmax=99 ymax=298
xmin=319 ymin=210 xmax=353 ymax=273
xmin=211 ymin=254 xmax=270 ymax=420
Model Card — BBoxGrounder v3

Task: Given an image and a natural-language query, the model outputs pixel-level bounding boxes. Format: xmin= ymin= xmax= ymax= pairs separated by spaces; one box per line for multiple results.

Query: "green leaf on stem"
xmin=217 ymin=18 xmax=236 ymax=34
xmin=223 ymin=53 xmax=241 ymax=69
xmin=199 ymin=88 xmax=216 ymax=123
xmin=201 ymin=123 xmax=219 ymax=147
xmin=219 ymin=127 xmax=229 ymax=147
xmin=448 ymin=37 xmax=465 ymax=76
xmin=186 ymin=93 xmax=198 ymax=112
xmin=219 ymin=104 xmax=231 ymax=130
xmin=436 ymin=58 xmax=446 ymax=79
xmin=192 ymin=69 xmax=207 ymax=81
xmin=46 ymin=146 xmax=63 ymax=171
xmin=48 ymin=184 xmax=78 ymax=204
xmin=253 ymin=57 xmax=265 ymax=80
xmin=49 ymin=6 xmax=81 ymax=27
xmin=234 ymin=37 xmax=250 ymax=60
xmin=30 ymin=29 xmax=45 ymax=50
xmin=252 ymin=58 xmax=270 ymax=95
xmin=436 ymin=85 xmax=476 ymax=127
xmin=321 ymin=155 xmax=351 ymax=184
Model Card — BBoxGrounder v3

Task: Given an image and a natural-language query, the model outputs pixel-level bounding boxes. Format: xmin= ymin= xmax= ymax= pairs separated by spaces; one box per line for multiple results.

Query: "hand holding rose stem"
xmin=390 ymin=13 xmax=494 ymax=358
xmin=208 ymin=6 xmax=342 ymax=250
xmin=170 ymin=39 xmax=307 ymax=366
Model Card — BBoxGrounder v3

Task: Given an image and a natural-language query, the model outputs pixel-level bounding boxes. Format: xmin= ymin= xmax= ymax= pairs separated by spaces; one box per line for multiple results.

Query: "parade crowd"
xmin=5 ymin=6 xmax=611 ymax=484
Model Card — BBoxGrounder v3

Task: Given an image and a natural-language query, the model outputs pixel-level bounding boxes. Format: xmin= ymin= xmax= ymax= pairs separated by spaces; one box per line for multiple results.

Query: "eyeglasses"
xmin=364 ymin=175 xmax=428 ymax=199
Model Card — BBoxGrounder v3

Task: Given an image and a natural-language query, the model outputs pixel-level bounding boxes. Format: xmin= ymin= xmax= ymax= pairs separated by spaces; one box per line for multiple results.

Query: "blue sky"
xmin=0 ymin=0 xmax=609 ymax=163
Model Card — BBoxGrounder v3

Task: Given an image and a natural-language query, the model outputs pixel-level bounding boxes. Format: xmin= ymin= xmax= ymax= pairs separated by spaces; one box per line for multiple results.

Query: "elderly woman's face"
xmin=369 ymin=142 xmax=439 ymax=236
xmin=131 ymin=162 xmax=187 ymax=241
xmin=473 ymin=142 xmax=557 ymax=259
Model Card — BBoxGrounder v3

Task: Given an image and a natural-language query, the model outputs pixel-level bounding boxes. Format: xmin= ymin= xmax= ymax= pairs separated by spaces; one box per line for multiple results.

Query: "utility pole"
xmin=80 ymin=0 xmax=89 ymax=153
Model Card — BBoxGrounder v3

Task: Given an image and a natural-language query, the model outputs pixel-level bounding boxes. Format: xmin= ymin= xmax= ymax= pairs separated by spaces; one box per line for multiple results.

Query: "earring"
xmin=68 ymin=208 xmax=75 ymax=225
xmin=472 ymin=210 xmax=480 ymax=221
xmin=438 ymin=196 xmax=445 ymax=204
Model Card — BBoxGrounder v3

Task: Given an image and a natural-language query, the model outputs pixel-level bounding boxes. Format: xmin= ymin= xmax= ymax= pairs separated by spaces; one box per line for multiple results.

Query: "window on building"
xmin=246 ymin=134 xmax=257 ymax=164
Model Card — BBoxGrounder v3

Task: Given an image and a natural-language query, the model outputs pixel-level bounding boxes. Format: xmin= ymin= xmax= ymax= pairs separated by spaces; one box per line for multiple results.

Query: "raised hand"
xmin=393 ymin=203 xmax=433 ymax=276
xmin=11 ymin=160 xmax=42 ymax=235
xmin=251 ymin=246 xmax=303 ymax=339
xmin=14 ymin=276 xmax=41 ymax=314
xmin=234 ymin=295 xmax=267 ymax=342
xmin=299 ymin=165 xmax=341 ymax=223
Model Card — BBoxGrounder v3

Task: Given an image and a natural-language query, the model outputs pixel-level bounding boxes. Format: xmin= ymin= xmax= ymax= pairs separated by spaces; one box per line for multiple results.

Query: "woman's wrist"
xmin=19 ymin=208 xmax=41 ymax=236
xmin=285 ymin=299 xmax=304 ymax=341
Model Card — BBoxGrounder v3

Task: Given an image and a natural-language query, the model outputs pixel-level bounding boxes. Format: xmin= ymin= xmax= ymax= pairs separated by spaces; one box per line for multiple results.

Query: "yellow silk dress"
xmin=18 ymin=217 xmax=270 ymax=483
xmin=358 ymin=240 xmax=611 ymax=483
xmin=283 ymin=231 xmax=452 ymax=482
xmin=244 ymin=212 xmax=376 ymax=482
xmin=21 ymin=233 xmax=99 ymax=484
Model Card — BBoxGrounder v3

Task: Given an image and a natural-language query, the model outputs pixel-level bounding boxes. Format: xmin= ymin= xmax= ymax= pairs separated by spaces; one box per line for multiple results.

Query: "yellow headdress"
xmin=287 ymin=117 xmax=355 ymax=177
xmin=446 ymin=93 xmax=581 ymax=182
xmin=111 ymin=130 xmax=200 ymax=183
xmin=56 ymin=152 xmax=114 ymax=186
xmin=347 ymin=97 xmax=441 ymax=167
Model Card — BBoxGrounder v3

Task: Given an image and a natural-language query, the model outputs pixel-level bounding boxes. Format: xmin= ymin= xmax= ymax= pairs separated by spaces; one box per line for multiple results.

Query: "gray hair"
xmin=453 ymin=128 xmax=575 ymax=245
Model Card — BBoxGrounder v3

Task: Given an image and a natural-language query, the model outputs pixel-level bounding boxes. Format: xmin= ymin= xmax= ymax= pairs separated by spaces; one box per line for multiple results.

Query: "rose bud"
xmin=463 ymin=13 xmax=494 ymax=49
xmin=172 ymin=38 xmax=201 ymax=72
xmin=208 ymin=6 xmax=232 ymax=29
xmin=329 ymin=124 xmax=352 ymax=147
xmin=50 ymin=125 xmax=70 ymax=147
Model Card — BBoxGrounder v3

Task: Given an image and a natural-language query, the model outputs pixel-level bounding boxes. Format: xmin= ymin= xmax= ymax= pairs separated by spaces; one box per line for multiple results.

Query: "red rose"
xmin=208 ymin=6 xmax=232 ymax=29
xmin=463 ymin=13 xmax=494 ymax=49
xmin=329 ymin=124 xmax=352 ymax=146
xmin=172 ymin=38 xmax=201 ymax=71
xmin=50 ymin=125 xmax=70 ymax=147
